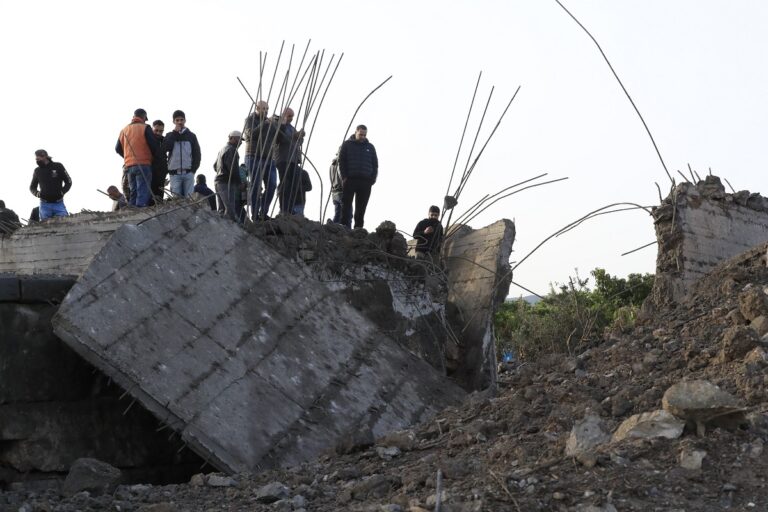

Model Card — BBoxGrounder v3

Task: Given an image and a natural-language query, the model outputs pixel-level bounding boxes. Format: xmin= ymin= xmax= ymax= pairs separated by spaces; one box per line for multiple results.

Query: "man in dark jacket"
xmin=292 ymin=168 xmax=312 ymax=216
xmin=413 ymin=205 xmax=444 ymax=256
xmin=243 ymin=101 xmax=285 ymax=220
xmin=214 ymin=130 xmax=243 ymax=222
xmin=193 ymin=174 xmax=217 ymax=210
xmin=274 ymin=107 xmax=305 ymax=215
xmin=0 ymin=200 xmax=21 ymax=234
xmin=163 ymin=110 xmax=201 ymax=198
xmin=338 ymin=125 xmax=378 ymax=228
xmin=29 ymin=149 xmax=72 ymax=220
xmin=151 ymin=120 xmax=168 ymax=203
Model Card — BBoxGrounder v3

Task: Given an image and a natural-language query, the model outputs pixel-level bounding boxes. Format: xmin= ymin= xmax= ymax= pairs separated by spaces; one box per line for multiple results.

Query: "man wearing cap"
xmin=116 ymin=108 xmax=159 ymax=207
xmin=214 ymin=130 xmax=244 ymax=222
xmin=29 ymin=150 xmax=72 ymax=220
xmin=163 ymin=110 xmax=201 ymax=198
xmin=274 ymin=107 xmax=305 ymax=215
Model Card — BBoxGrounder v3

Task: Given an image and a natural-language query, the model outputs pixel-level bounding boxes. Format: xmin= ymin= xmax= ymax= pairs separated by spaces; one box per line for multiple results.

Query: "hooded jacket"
xmin=338 ymin=134 xmax=378 ymax=183
xmin=163 ymin=128 xmax=201 ymax=173
xmin=29 ymin=161 xmax=72 ymax=202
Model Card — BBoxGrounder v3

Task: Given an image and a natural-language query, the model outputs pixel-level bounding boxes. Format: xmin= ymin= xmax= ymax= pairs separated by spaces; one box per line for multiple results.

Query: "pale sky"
xmin=2 ymin=1 xmax=767 ymax=296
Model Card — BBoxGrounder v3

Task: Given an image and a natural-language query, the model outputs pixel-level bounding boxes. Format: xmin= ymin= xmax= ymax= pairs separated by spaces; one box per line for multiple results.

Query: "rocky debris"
xmin=739 ymin=286 xmax=768 ymax=321
xmin=679 ymin=447 xmax=707 ymax=470
xmin=612 ymin=410 xmax=685 ymax=442
xmin=61 ymin=457 xmax=122 ymax=497
xmin=662 ymin=380 xmax=747 ymax=434
xmin=565 ymin=413 xmax=610 ymax=466
xmin=255 ymin=481 xmax=291 ymax=503
xmin=719 ymin=325 xmax=759 ymax=362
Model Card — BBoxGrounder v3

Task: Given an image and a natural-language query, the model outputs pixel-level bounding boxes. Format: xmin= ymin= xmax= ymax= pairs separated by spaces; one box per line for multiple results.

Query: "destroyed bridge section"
xmin=649 ymin=176 xmax=768 ymax=309
xmin=51 ymin=209 xmax=466 ymax=473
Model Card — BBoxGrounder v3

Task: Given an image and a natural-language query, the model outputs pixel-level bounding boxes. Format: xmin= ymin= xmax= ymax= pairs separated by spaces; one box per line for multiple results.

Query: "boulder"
xmin=62 ymin=458 xmax=122 ymax=497
xmin=751 ymin=315 xmax=768 ymax=337
xmin=565 ymin=413 xmax=609 ymax=466
xmin=719 ymin=325 xmax=759 ymax=362
xmin=679 ymin=448 xmax=707 ymax=470
xmin=255 ymin=481 xmax=291 ymax=504
xmin=612 ymin=410 xmax=685 ymax=442
xmin=662 ymin=380 xmax=746 ymax=435
xmin=739 ymin=287 xmax=768 ymax=321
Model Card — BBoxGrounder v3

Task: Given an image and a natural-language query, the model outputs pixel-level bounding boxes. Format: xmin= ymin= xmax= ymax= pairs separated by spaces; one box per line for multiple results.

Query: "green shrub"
xmin=494 ymin=268 xmax=653 ymax=361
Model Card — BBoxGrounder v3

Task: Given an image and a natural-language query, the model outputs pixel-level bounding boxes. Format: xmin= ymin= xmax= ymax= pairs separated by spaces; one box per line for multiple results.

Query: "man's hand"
xmin=424 ymin=226 xmax=434 ymax=234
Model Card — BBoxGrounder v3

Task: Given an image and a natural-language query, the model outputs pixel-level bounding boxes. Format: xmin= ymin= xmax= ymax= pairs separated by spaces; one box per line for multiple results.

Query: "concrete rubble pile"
xmin=0 ymin=204 xmax=516 ymax=488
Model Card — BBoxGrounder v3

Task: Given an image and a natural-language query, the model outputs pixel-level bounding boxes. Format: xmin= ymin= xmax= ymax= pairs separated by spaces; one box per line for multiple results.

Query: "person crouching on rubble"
xmin=107 ymin=186 xmax=128 ymax=211
xmin=413 ymin=205 xmax=443 ymax=258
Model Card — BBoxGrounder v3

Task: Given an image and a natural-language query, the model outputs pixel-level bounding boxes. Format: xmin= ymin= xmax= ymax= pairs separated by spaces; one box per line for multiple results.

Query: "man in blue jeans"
xmin=243 ymin=101 xmax=284 ymax=220
xmin=29 ymin=149 xmax=72 ymax=220
xmin=115 ymin=108 xmax=158 ymax=207
xmin=163 ymin=110 xmax=201 ymax=198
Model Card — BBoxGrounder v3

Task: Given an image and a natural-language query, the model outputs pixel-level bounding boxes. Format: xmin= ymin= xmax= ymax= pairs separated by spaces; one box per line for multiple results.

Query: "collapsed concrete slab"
xmin=649 ymin=176 xmax=768 ymax=308
xmin=442 ymin=220 xmax=516 ymax=390
xmin=52 ymin=208 xmax=466 ymax=474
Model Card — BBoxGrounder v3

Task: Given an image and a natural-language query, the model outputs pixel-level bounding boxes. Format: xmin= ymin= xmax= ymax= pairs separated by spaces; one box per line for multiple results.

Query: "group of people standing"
xmin=22 ymin=103 xmax=444 ymax=256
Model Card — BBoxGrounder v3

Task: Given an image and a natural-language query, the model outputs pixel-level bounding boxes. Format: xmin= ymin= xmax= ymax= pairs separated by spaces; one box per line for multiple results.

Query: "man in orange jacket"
xmin=116 ymin=108 xmax=159 ymax=207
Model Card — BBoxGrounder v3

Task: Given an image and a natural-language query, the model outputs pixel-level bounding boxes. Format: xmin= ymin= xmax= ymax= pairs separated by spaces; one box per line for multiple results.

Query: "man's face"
xmin=153 ymin=124 xmax=165 ymax=136
xmin=35 ymin=155 xmax=47 ymax=165
xmin=429 ymin=210 xmax=439 ymax=220
xmin=108 ymin=189 xmax=120 ymax=200
xmin=256 ymin=102 xmax=269 ymax=117
xmin=174 ymin=117 xmax=185 ymax=131
xmin=282 ymin=109 xmax=294 ymax=124
xmin=355 ymin=128 xmax=367 ymax=141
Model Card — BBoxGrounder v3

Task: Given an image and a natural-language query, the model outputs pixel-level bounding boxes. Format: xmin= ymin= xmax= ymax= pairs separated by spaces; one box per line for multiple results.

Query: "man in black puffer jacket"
xmin=338 ymin=125 xmax=378 ymax=228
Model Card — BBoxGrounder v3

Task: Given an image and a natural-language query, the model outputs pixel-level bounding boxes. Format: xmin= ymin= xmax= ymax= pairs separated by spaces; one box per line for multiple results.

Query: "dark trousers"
xmin=341 ymin=177 xmax=373 ymax=229
xmin=215 ymin=181 xmax=244 ymax=223
xmin=277 ymin=161 xmax=301 ymax=215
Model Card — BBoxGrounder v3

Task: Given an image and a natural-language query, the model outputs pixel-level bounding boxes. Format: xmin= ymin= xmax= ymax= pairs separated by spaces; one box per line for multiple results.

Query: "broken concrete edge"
xmin=441 ymin=219 xmax=515 ymax=391
xmin=0 ymin=274 xmax=77 ymax=303
xmin=646 ymin=175 xmax=768 ymax=312
xmin=52 ymin=315 xmax=236 ymax=474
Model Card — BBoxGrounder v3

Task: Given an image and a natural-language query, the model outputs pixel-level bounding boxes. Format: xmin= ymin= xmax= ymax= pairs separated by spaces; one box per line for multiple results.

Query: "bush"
xmin=494 ymin=268 xmax=654 ymax=361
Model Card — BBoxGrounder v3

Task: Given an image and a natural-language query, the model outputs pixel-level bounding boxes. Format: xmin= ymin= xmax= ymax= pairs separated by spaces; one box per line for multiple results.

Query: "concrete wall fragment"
xmin=441 ymin=219 xmax=516 ymax=390
xmin=0 ymin=210 xmax=154 ymax=277
xmin=649 ymin=176 xmax=768 ymax=307
xmin=52 ymin=208 xmax=466 ymax=474
xmin=0 ymin=275 xmax=199 ymax=482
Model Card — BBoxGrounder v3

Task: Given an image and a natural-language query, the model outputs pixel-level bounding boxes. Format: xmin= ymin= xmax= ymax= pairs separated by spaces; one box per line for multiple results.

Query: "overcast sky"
xmin=2 ymin=1 xmax=766 ymax=296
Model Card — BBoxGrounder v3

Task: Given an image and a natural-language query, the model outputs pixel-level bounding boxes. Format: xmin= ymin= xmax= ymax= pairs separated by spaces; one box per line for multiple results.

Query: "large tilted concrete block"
xmin=52 ymin=208 xmax=465 ymax=473
xmin=442 ymin=220 xmax=516 ymax=391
